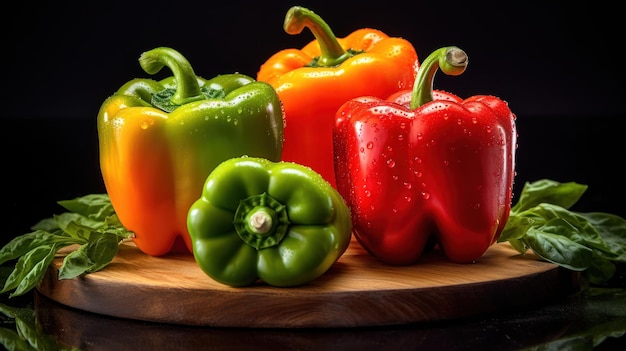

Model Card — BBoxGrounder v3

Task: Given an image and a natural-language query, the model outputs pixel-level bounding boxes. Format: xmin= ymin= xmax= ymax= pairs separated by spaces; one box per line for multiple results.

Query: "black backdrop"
xmin=4 ymin=0 xmax=625 ymax=242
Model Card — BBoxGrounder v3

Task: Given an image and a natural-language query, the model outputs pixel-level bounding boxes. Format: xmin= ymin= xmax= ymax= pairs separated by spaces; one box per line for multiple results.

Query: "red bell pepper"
xmin=333 ymin=46 xmax=517 ymax=265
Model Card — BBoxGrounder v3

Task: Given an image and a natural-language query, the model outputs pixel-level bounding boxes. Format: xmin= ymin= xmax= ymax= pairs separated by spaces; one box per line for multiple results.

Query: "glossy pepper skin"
xmin=98 ymin=47 xmax=284 ymax=256
xmin=257 ymin=6 xmax=418 ymax=188
xmin=333 ymin=47 xmax=517 ymax=265
xmin=187 ymin=156 xmax=352 ymax=287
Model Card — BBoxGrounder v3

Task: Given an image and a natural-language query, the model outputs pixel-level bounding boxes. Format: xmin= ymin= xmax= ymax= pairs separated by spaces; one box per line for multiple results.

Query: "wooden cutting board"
xmin=36 ymin=239 xmax=578 ymax=328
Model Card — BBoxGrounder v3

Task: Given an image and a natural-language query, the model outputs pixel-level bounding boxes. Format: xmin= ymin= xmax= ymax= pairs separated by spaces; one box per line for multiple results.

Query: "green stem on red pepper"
xmin=283 ymin=6 xmax=354 ymax=67
xmin=409 ymin=46 xmax=468 ymax=110
xmin=138 ymin=47 xmax=205 ymax=107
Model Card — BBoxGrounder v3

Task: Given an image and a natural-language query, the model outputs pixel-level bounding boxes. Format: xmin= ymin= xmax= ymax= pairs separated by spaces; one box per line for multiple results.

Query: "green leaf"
xmin=0 ymin=327 xmax=38 ymax=351
xmin=1 ymin=246 xmax=54 ymax=294
xmin=525 ymin=230 xmax=593 ymax=271
xmin=58 ymin=245 xmax=93 ymax=280
xmin=57 ymin=193 xmax=115 ymax=221
xmin=30 ymin=217 xmax=59 ymax=232
xmin=0 ymin=231 xmax=56 ymax=266
xmin=59 ymin=232 xmax=120 ymax=280
xmin=579 ymin=212 xmax=626 ymax=262
xmin=511 ymin=179 xmax=588 ymax=213
xmin=501 ymin=179 xmax=626 ymax=283
xmin=585 ymin=254 xmax=616 ymax=285
xmin=53 ymin=212 xmax=105 ymax=235
xmin=0 ymin=193 xmax=133 ymax=297
xmin=506 ymin=238 xmax=528 ymax=254
xmin=85 ymin=232 xmax=122 ymax=273
xmin=10 ymin=247 xmax=58 ymax=298
xmin=498 ymin=215 xmax=534 ymax=243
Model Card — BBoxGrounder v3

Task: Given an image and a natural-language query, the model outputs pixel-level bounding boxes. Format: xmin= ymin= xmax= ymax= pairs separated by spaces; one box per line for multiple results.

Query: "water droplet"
xmin=397 ymin=134 xmax=404 ymax=141
xmin=140 ymin=119 xmax=153 ymax=129
xmin=473 ymin=203 xmax=481 ymax=210
xmin=237 ymin=108 xmax=243 ymax=114
xmin=366 ymin=141 xmax=374 ymax=149
xmin=443 ymin=160 xmax=449 ymax=166
xmin=421 ymin=192 xmax=430 ymax=200
xmin=404 ymin=182 xmax=412 ymax=189
xmin=387 ymin=159 xmax=396 ymax=168
xmin=404 ymin=196 xmax=412 ymax=202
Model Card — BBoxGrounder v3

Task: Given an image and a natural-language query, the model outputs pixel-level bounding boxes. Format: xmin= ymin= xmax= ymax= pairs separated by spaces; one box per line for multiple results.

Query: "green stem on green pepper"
xmin=410 ymin=46 xmax=468 ymax=110
xmin=233 ymin=192 xmax=290 ymax=250
xmin=283 ymin=6 xmax=351 ymax=67
xmin=139 ymin=47 xmax=204 ymax=105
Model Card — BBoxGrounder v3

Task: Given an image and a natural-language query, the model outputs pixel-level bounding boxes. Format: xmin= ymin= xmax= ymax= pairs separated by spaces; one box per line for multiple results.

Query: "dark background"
xmin=4 ymin=0 xmax=625 ymax=243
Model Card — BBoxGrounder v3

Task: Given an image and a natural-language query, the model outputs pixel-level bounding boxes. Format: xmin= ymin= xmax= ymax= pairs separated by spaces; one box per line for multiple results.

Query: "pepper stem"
xmin=138 ymin=47 xmax=204 ymax=105
xmin=233 ymin=193 xmax=290 ymax=250
xmin=283 ymin=6 xmax=351 ymax=67
xmin=409 ymin=46 xmax=468 ymax=110
xmin=248 ymin=209 xmax=273 ymax=234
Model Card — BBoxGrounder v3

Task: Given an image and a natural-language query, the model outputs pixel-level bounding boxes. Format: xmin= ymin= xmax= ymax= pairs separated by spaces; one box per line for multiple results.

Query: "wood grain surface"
xmin=36 ymin=239 xmax=579 ymax=328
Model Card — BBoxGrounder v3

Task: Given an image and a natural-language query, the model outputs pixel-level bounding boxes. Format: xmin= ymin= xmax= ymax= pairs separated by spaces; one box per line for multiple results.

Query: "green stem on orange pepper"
xmin=283 ymin=6 xmax=352 ymax=67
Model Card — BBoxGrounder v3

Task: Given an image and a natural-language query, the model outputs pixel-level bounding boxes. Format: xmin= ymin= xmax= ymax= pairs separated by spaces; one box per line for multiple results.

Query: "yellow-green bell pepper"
xmin=98 ymin=47 xmax=284 ymax=256
xmin=187 ymin=156 xmax=353 ymax=287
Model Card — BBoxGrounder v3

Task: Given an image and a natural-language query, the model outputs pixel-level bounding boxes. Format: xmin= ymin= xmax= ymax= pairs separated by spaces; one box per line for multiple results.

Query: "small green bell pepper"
xmin=187 ymin=156 xmax=353 ymax=287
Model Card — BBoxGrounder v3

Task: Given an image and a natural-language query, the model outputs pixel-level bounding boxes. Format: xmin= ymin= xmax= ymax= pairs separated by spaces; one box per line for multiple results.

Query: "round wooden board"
xmin=36 ymin=240 xmax=578 ymax=328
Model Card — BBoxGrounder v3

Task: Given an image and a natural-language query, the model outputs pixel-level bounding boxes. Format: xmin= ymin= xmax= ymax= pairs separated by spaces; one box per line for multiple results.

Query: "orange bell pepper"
xmin=257 ymin=6 xmax=419 ymax=188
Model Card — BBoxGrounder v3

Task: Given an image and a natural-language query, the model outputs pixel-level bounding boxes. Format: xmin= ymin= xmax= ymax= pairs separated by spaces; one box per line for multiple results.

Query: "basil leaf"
xmin=525 ymin=230 xmax=593 ymax=271
xmin=579 ymin=212 xmax=626 ymax=261
xmin=502 ymin=179 xmax=626 ymax=282
xmin=0 ymin=194 xmax=133 ymax=297
xmin=512 ymin=179 xmax=588 ymax=213
xmin=585 ymin=254 xmax=617 ymax=285
xmin=58 ymin=232 xmax=120 ymax=279
xmin=0 ymin=231 xmax=56 ymax=265
xmin=1 ymin=246 xmax=54 ymax=294
xmin=498 ymin=215 xmax=534 ymax=242
xmin=58 ymin=245 xmax=93 ymax=280
xmin=54 ymin=212 xmax=105 ymax=234
xmin=29 ymin=217 xmax=60 ymax=232
xmin=57 ymin=193 xmax=115 ymax=221
xmin=0 ymin=328 xmax=38 ymax=351
xmin=11 ymin=246 xmax=58 ymax=298
xmin=85 ymin=232 xmax=121 ymax=273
